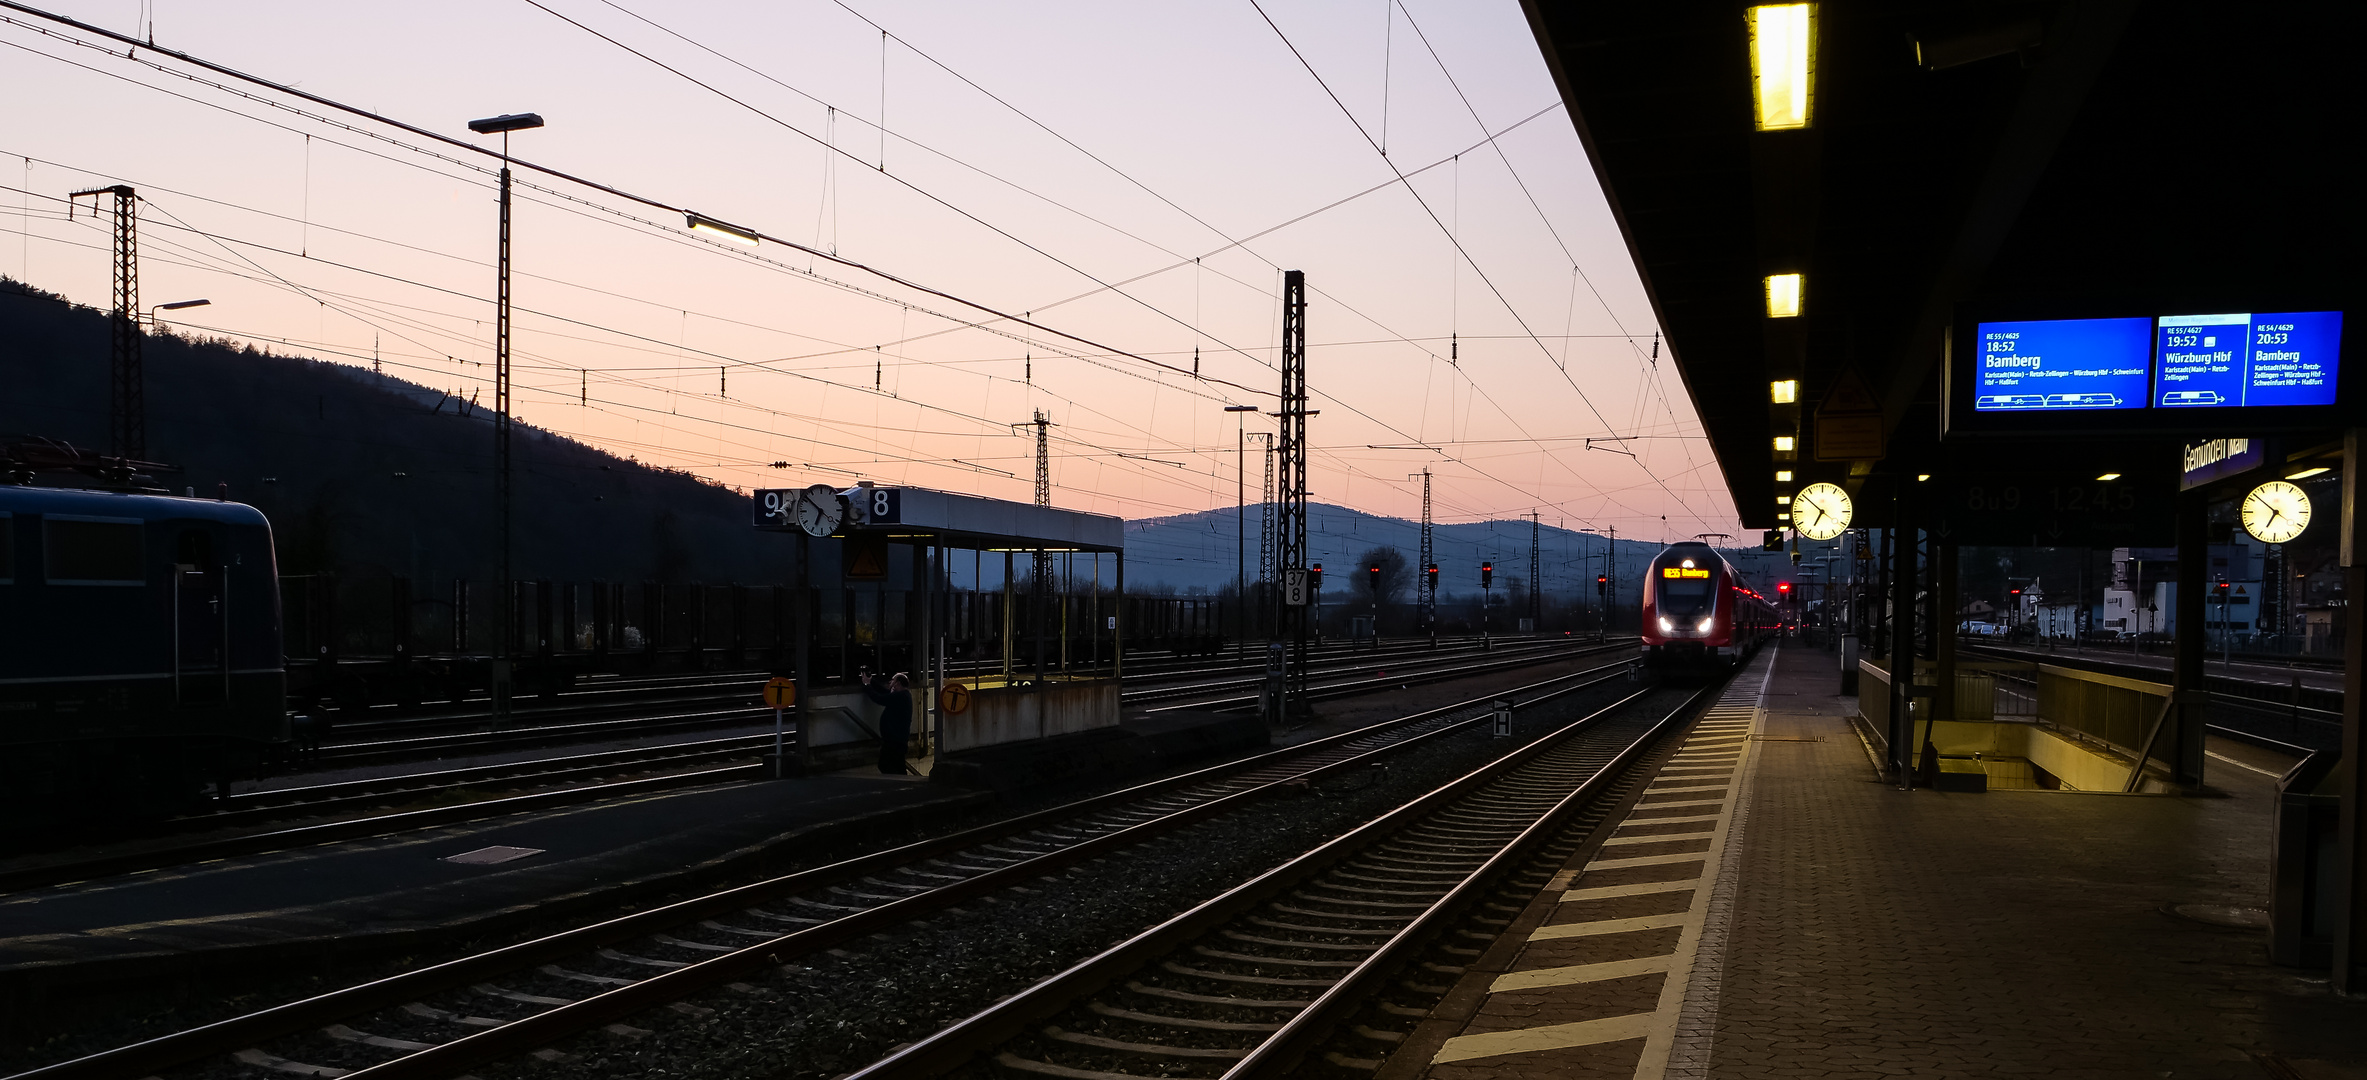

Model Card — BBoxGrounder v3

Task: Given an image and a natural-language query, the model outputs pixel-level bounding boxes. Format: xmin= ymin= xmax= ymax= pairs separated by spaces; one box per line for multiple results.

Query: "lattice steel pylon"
xmin=72 ymin=185 xmax=141 ymax=461
xmin=1030 ymin=408 xmax=1052 ymax=507
xmin=1015 ymin=409 xmax=1055 ymax=674
xmin=1413 ymin=469 xmax=1435 ymax=638
xmin=1250 ymin=431 xmax=1276 ymax=637
xmin=1530 ymin=511 xmax=1542 ymax=630
xmin=1275 ymin=270 xmax=1310 ymax=720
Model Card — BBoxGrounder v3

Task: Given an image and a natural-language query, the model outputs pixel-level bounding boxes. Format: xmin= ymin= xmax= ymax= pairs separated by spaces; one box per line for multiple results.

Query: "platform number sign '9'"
xmin=844 ymin=486 xmax=901 ymax=526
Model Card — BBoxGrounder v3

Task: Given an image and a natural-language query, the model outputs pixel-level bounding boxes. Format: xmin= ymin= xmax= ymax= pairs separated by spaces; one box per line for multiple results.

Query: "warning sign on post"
xmin=845 ymin=533 xmax=890 ymax=580
xmin=762 ymin=677 xmax=796 ymax=709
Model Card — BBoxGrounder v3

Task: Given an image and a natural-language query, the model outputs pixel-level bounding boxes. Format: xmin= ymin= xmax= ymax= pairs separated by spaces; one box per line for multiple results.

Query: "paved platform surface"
xmin=1397 ymin=641 xmax=2367 ymax=1080
xmin=0 ymin=772 xmax=979 ymax=980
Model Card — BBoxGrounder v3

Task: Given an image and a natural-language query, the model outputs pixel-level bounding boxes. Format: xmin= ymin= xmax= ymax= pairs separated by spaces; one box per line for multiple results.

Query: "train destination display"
xmin=1973 ymin=317 xmax=2151 ymax=411
xmin=2155 ymin=311 xmax=2342 ymax=408
xmin=1969 ymin=309 xmax=2345 ymax=416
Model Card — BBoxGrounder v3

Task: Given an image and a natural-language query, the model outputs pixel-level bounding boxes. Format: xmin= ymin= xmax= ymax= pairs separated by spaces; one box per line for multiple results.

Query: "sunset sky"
xmin=1 ymin=0 xmax=1742 ymax=541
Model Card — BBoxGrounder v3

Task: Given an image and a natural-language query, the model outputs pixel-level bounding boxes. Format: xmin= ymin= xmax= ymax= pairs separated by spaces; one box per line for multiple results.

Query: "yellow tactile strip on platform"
xmin=1428 ymin=659 xmax=1773 ymax=1080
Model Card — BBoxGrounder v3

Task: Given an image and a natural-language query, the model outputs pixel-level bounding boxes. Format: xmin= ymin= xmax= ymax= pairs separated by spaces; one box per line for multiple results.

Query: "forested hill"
xmin=0 ymin=277 xmax=787 ymax=584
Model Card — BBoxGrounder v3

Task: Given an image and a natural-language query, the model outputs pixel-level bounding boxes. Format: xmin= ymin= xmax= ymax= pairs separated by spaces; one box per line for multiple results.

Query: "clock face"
xmin=795 ymin=483 xmax=845 ymax=537
xmin=1793 ymin=482 xmax=1853 ymax=540
xmin=2240 ymin=480 xmax=2310 ymax=544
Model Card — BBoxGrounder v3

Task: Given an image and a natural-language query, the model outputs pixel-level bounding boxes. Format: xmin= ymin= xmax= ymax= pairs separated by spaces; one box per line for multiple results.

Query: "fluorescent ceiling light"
xmin=1771 ymin=379 xmax=1798 ymax=403
xmin=1917 ymin=474 xmax=1931 ymax=482
xmin=1777 ymin=495 xmax=1792 ymax=505
xmin=1774 ymin=436 xmax=1796 ymax=452
xmin=1749 ymin=4 xmax=1816 ymax=131
xmin=2287 ymin=467 xmax=2329 ymax=480
xmin=1764 ymin=273 xmax=1803 ymax=318
xmin=1776 ymin=470 xmax=1793 ymax=482
xmin=2095 ymin=472 xmax=2121 ymax=481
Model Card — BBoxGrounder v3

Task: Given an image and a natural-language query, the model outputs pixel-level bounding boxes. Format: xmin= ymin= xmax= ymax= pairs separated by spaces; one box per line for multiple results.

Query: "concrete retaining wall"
xmin=939 ymin=679 xmax=1121 ymax=754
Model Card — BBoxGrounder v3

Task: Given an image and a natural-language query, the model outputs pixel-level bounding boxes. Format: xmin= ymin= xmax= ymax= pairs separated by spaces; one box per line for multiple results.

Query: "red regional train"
xmin=1639 ymin=541 xmax=1781 ymax=670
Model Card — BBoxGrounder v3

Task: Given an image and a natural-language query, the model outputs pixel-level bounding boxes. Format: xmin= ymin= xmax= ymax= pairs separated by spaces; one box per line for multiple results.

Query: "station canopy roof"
xmin=882 ymin=487 xmax=1125 ymax=553
xmin=757 ymin=482 xmax=1126 ymax=553
xmin=1523 ymin=3 xmax=2355 ymax=529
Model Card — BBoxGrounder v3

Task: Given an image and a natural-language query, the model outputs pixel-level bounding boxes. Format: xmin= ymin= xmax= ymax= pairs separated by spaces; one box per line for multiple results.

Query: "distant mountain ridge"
xmin=1120 ymin=501 xmax=1761 ymax=600
xmin=5 ymin=274 xmax=1762 ymax=597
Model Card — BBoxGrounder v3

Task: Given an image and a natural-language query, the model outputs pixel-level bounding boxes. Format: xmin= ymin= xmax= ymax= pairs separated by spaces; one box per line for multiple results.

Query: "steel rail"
xmin=0 ymin=763 xmax=764 ymax=895
xmin=1128 ymin=638 xmax=1613 ymax=706
xmin=1159 ymin=641 xmax=1626 ymax=714
xmin=4 ymin=659 xmax=1636 ymax=1080
xmin=844 ymin=679 xmax=1691 ymax=1079
xmin=1228 ymin=686 xmax=1707 ymax=1075
xmin=4 ymin=647 xmax=1614 ymax=897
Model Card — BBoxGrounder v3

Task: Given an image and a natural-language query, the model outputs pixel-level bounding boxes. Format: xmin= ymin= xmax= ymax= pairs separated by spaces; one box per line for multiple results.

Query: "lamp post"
xmin=1224 ymin=404 xmax=1258 ymax=657
xmin=148 ymin=297 xmax=209 ymax=329
xmin=468 ymin=111 xmax=544 ymax=720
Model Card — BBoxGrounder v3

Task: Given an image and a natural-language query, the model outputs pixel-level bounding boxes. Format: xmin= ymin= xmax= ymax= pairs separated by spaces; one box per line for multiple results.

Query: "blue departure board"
xmin=1972 ymin=317 xmax=2153 ymax=412
xmin=2155 ymin=311 xmax=2343 ymax=408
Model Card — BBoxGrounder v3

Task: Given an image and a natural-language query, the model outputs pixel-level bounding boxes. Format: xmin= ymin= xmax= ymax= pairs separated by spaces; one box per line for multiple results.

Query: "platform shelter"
xmin=1522 ymin=5 xmax=2364 ymax=986
xmin=754 ymin=482 xmax=1127 ymax=770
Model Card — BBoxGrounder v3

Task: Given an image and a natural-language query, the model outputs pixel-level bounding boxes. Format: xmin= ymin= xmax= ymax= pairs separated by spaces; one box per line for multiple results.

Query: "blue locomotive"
xmin=1 ymin=485 xmax=289 ymax=821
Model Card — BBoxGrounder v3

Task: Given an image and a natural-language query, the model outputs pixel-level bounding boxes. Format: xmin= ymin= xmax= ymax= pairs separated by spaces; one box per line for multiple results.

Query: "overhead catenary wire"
xmin=0 ymin=1 xmax=1704 ymax=530
xmin=0 ymin=0 xmax=1271 ymax=402
xmin=1243 ymin=0 xmax=1714 ymax=532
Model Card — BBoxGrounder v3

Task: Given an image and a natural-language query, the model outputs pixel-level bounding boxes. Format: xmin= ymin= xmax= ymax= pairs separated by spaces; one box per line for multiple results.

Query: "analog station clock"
xmin=1792 ymin=482 xmax=1854 ymax=541
xmin=2240 ymin=480 xmax=2310 ymax=543
xmin=794 ymin=483 xmax=846 ymax=537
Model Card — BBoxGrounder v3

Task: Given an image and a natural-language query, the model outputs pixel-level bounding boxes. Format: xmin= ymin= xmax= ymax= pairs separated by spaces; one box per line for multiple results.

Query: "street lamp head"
xmin=155 ymin=298 xmax=210 ymax=311
xmin=686 ymin=213 xmax=761 ymax=246
xmin=469 ymin=112 xmax=546 ymax=135
xmin=1223 ymin=405 xmax=1259 ymax=413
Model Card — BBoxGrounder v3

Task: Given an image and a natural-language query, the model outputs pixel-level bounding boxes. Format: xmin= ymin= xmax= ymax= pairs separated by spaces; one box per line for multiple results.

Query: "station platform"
xmin=1389 ymin=640 xmax=2367 ymax=1080
xmin=0 ymin=771 xmax=985 ymax=988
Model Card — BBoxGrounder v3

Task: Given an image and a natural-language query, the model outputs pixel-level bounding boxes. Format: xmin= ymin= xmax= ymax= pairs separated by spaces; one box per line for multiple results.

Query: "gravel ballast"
xmin=474 ymin=678 xmax=1651 ymax=1080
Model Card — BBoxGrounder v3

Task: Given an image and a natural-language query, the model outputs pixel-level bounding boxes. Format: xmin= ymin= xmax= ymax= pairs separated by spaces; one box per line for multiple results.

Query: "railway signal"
xmin=1480 ymin=561 xmax=1493 ymax=587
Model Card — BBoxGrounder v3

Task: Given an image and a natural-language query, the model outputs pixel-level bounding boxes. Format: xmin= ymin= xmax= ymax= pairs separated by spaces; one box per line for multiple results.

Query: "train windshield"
xmin=1656 ymin=566 xmax=1714 ymax=612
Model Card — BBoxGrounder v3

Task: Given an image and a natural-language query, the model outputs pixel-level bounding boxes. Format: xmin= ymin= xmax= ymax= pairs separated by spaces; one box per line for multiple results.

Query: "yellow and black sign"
xmin=761 ymin=676 xmax=796 ymax=709
xmin=845 ymin=533 xmax=891 ymax=580
xmin=938 ymin=682 xmax=972 ymax=715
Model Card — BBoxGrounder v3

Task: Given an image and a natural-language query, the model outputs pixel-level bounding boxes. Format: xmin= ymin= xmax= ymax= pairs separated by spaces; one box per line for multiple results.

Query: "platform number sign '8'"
xmin=848 ymin=487 xmax=901 ymax=526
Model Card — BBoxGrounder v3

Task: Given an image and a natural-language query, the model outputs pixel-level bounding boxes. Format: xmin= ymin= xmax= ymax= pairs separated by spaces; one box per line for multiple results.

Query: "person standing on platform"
xmin=866 ymin=672 xmax=914 ymax=774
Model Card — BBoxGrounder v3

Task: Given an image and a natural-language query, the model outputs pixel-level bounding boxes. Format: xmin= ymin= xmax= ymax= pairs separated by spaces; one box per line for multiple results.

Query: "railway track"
xmin=0 ymin=642 xmax=1619 ymax=894
xmin=850 ymin=682 xmax=1712 ymax=1079
xmin=4 ymin=656 xmax=1651 ymax=1080
xmin=304 ymin=636 xmax=1608 ymax=768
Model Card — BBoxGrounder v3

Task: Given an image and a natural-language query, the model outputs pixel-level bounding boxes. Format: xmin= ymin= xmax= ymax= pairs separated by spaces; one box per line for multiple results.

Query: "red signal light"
xmin=1778 ymin=582 xmax=1791 ymax=593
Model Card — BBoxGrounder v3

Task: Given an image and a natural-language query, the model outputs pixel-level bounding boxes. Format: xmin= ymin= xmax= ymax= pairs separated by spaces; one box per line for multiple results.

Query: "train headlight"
xmin=1658 ymin=617 xmax=1673 ymax=633
xmin=1698 ymin=617 xmax=1717 ymax=632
